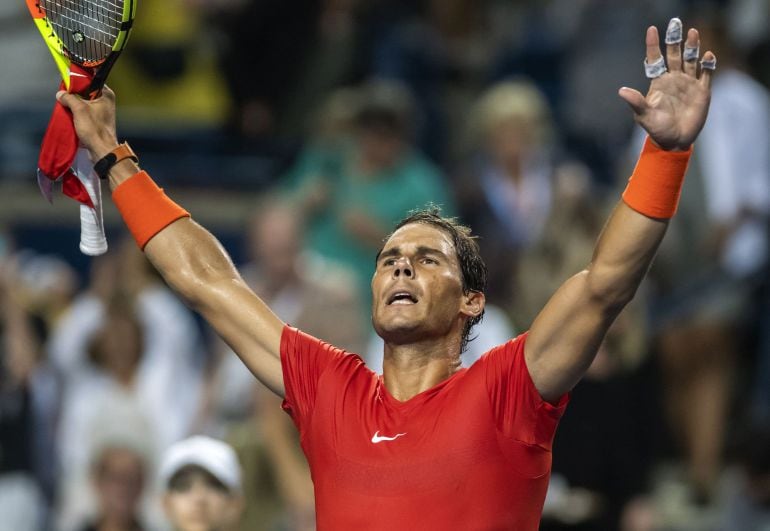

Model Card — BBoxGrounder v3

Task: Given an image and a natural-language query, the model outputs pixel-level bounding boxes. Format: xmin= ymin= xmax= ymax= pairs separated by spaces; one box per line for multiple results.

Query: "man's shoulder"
xmin=472 ymin=332 xmax=528 ymax=366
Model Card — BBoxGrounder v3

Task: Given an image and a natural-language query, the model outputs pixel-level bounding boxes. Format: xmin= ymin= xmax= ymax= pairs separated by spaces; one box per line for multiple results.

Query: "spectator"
xmin=49 ymin=239 xmax=204 ymax=455
xmin=77 ymin=431 xmax=154 ymax=531
xmin=508 ymin=160 xmax=605 ymax=329
xmin=202 ymin=197 xmax=366 ymax=433
xmin=53 ymin=242 xmax=205 ymax=529
xmin=289 ymin=80 xmax=455 ymax=303
xmin=13 ymin=251 xmax=79 ymax=334
xmin=0 ymin=257 xmax=51 ymax=531
xmin=457 ymin=79 xmax=564 ymax=312
xmin=55 ymin=299 xmax=155 ymax=530
xmin=242 ymin=199 xmax=368 ymax=354
xmin=158 ymin=436 xmax=243 ymax=531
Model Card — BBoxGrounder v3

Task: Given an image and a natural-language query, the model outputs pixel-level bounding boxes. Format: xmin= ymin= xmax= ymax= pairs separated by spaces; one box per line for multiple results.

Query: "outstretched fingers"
xmin=644 ymin=26 xmax=666 ymax=80
xmin=682 ymin=28 xmax=700 ymax=77
xmin=700 ymin=51 xmax=717 ymax=89
xmin=618 ymin=87 xmax=648 ymax=116
xmin=645 ymin=26 xmax=663 ymax=65
xmin=665 ymin=17 xmax=684 ymax=72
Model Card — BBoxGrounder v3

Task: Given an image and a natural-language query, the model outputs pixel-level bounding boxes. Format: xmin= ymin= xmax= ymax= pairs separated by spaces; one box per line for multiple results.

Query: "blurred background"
xmin=1 ymin=0 xmax=769 ymax=529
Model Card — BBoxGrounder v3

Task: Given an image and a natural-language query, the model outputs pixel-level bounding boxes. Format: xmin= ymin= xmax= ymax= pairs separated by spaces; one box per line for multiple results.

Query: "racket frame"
xmin=25 ymin=0 xmax=137 ymax=97
xmin=26 ymin=0 xmax=137 ymax=255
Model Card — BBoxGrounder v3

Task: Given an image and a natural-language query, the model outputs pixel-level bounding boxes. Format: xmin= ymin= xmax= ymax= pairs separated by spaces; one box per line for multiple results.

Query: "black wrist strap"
xmin=94 ymin=142 xmax=138 ymax=180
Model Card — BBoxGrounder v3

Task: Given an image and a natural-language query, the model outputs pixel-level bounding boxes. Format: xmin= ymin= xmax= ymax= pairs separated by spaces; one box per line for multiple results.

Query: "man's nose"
xmin=392 ymin=257 xmax=413 ymax=278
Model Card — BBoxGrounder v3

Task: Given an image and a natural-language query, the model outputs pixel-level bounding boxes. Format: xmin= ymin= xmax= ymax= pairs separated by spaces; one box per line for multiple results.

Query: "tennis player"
xmin=59 ymin=19 xmax=714 ymax=530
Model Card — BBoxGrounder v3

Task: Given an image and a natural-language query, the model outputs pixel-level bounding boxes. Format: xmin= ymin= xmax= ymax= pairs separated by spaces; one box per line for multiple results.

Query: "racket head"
xmin=26 ymin=0 xmax=136 ymax=93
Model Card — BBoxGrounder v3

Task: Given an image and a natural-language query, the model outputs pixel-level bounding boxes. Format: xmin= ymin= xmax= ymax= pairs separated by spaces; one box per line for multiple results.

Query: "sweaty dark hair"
xmin=378 ymin=206 xmax=487 ymax=353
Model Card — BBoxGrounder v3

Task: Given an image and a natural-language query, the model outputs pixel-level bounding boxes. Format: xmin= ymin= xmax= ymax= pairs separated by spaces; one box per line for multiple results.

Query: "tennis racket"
xmin=26 ymin=0 xmax=137 ymax=255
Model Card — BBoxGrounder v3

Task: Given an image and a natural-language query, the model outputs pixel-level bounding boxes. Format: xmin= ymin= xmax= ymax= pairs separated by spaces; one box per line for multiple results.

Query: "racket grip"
xmin=80 ymin=202 xmax=108 ymax=256
xmin=75 ymin=148 xmax=108 ymax=256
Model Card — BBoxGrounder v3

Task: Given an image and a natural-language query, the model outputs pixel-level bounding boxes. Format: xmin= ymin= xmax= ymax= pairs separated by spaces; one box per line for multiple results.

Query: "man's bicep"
xmin=198 ymin=279 xmax=286 ymax=397
xmin=524 ymin=270 xmax=615 ymax=402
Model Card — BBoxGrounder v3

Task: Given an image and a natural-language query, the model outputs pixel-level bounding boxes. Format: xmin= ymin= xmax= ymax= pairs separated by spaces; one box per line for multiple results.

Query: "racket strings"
xmin=47 ymin=0 xmax=122 ymax=33
xmin=55 ymin=0 xmax=124 ymax=19
xmin=41 ymin=0 xmax=125 ymax=64
xmin=45 ymin=0 xmax=123 ymax=31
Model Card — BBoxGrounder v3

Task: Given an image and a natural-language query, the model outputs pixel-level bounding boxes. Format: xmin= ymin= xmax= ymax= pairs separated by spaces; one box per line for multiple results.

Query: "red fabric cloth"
xmin=280 ymin=326 xmax=569 ymax=531
xmin=38 ymin=63 xmax=96 ymax=207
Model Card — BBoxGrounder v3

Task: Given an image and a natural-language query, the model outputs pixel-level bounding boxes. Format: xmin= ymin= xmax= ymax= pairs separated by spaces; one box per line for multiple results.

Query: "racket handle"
xmin=75 ymin=148 xmax=108 ymax=256
xmin=80 ymin=202 xmax=108 ymax=256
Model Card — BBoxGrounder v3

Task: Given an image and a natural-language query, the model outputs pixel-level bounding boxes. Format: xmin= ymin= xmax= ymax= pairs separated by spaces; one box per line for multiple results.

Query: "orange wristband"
xmin=113 ymin=171 xmax=190 ymax=249
xmin=622 ymin=137 xmax=692 ymax=219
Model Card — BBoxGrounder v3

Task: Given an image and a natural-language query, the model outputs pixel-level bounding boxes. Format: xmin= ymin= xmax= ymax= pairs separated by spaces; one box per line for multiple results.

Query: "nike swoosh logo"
xmin=69 ymin=71 xmax=89 ymax=78
xmin=371 ymin=431 xmax=406 ymax=443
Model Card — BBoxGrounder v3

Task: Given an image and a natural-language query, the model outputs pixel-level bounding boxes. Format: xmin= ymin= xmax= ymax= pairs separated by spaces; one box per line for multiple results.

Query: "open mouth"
xmin=387 ymin=291 xmax=418 ymax=305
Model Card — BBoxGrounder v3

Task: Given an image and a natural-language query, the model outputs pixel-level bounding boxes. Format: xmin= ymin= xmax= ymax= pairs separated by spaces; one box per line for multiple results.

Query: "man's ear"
xmin=460 ymin=291 xmax=485 ymax=319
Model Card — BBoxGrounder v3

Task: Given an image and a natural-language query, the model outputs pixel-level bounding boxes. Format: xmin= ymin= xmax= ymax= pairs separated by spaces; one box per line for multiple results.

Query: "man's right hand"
xmin=57 ymin=86 xmax=119 ymax=162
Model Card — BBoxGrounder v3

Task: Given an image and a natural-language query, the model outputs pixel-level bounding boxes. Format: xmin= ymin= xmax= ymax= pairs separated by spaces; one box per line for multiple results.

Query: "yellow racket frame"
xmin=25 ymin=0 xmax=137 ymax=92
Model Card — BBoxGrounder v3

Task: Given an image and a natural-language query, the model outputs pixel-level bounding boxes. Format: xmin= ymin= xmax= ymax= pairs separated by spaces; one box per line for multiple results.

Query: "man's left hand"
xmin=619 ymin=19 xmax=716 ymax=151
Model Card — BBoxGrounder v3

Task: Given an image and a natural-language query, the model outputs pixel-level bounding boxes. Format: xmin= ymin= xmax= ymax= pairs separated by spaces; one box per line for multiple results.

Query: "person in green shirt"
xmin=287 ymin=81 xmax=456 ymax=304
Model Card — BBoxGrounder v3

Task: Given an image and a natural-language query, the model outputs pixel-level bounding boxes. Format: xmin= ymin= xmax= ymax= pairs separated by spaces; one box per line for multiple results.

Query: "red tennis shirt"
xmin=280 ymin=325 xmax=569 ymax=530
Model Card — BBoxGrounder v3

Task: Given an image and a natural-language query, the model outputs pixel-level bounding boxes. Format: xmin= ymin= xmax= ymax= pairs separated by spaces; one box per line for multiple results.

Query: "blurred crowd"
xmin=1 ymin=0 xmax=770 ymax=530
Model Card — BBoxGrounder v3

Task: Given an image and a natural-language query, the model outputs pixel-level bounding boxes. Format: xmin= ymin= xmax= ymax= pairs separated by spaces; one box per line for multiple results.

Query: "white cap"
xmin=158 ymin=436 xmax=241 ymax=492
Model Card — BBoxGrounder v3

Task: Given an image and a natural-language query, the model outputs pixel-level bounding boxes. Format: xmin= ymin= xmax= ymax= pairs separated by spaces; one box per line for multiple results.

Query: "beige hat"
xmin=158 ymin=436 xmax=241 ymax=492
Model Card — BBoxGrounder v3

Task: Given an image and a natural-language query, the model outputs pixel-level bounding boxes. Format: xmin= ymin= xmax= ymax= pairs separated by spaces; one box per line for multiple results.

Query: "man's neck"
xmin=381 ymin=338 xmax=462 ymax=402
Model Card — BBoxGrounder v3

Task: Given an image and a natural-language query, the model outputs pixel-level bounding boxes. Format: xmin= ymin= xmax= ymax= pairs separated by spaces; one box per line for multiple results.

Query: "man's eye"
xmin=383 ymin=259 xmax=396 ymax=266
xmin=422 ymin=258 xmax=437 ymax=265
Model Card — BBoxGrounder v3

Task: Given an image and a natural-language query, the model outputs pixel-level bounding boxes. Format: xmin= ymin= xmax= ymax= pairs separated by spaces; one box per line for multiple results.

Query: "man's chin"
xmin=373 ymin=319 xmax=424 ymax=345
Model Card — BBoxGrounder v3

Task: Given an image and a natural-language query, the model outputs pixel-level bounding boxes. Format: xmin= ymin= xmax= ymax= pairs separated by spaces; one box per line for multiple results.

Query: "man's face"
xmin=371 ymin=223 xmax=470 ymax=345
xmin=249 ymin=205 xmax=301 ymax=284
xmin=92 ymin=448 xmax=144 ymax=524
xmin=358 ymin=127 xmax=405 ymax=171
xmin=163 ymin=468 xmax=241 ymax=531
xmin=96 ymin=313 xmax=142 ymax=377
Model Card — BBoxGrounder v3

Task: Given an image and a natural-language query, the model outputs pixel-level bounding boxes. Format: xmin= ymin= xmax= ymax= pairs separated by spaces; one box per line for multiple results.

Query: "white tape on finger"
xmin=683 ymin=45 xmax=699 ymax=62
xmin=700 ymin=57 xmax=717 ymax=71
xmin=665 ymin=17 xmax=683 ymax=44
xmin=74 ymin=148 xmax=108 ymax=256
xmin=644 ymin=56 xmax=667 ymax=78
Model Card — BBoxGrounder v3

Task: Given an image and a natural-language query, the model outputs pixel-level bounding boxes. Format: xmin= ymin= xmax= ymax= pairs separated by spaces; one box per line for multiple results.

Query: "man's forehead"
xmin=383 ymin=223 xmax=456 ymax=253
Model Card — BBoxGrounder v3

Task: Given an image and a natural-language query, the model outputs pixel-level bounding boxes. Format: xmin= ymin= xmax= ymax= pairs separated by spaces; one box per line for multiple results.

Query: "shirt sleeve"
xmin=280 ymin=325 xmax=347 ymax=434
xmin=481 ymin=332 xmax=569 ymax=450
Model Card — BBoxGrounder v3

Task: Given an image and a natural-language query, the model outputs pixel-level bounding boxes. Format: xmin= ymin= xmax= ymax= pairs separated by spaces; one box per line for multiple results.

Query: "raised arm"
xmin=525 ymin=20 xmax=715 ymax=402
xmin=58 ymin=89 xmax=286 ymax=397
